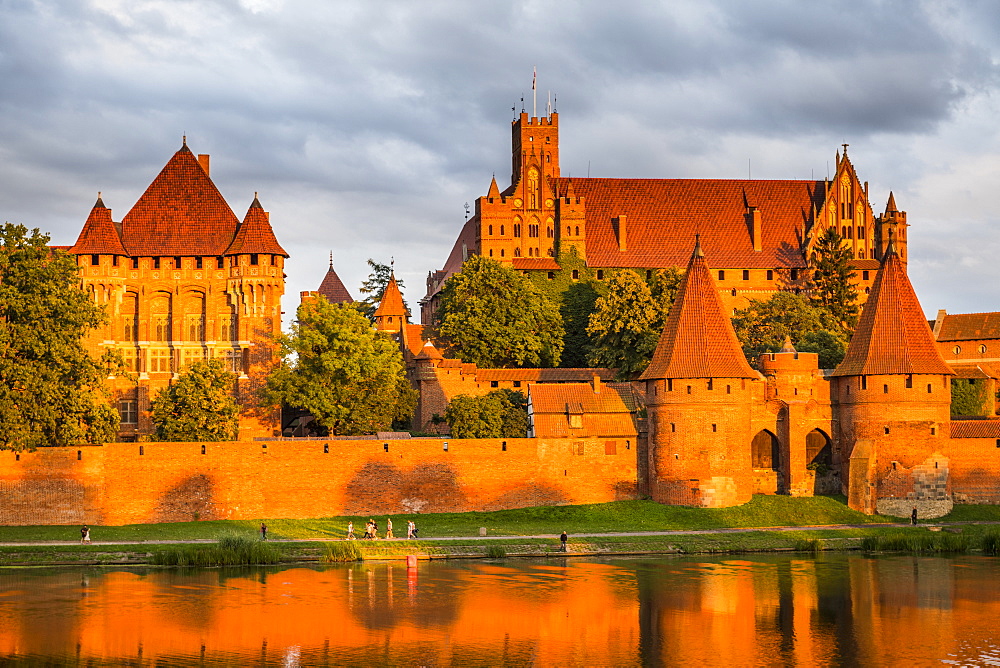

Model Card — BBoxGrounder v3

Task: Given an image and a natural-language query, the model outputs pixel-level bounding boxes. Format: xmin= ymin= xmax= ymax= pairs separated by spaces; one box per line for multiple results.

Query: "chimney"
xmin=593 ymin=374 xmax=602 ymax=394
xmin=748 ymin=206 xmax=762 ymax=251
xmin=613 ymin=215 xmax=627 ymax=251
xmin=932 ymin=310 xmax=947 ymax=339
xmin=197 ymin=154 xmax=210 ymax=175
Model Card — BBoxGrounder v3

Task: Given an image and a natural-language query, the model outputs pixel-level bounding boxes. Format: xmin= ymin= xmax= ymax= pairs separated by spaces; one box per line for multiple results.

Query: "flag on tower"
xmin=532 ymin=67 xmax=536 ymax=91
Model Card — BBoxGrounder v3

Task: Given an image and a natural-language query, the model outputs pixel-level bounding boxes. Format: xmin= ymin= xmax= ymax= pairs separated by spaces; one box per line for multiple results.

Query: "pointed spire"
xmin=225 ymin=194 xmax=288 ymax=256
xmin=317 ymin=258 xmax=353 ymax=304
xmin=374 ymin=273 xmax=407 ymax=329
xmin=693 ymin=233 xmax=704 ymax=258
xmin=564 ymin=179 xmax=575 ymax=198
xmin=779 ymin=336 xmax=797 ymax=354
xmin=487 ymin=176 xmax=500 ymax=198
xmin=832 ymin=247 xmax=953 ymax=377
xmin=70 ymin=195 xmax=127 ymax=256
xmin=640 ymin=241 xmax=757 ymax=380
xmin=885 ymin=191 xmax=898 ymax=214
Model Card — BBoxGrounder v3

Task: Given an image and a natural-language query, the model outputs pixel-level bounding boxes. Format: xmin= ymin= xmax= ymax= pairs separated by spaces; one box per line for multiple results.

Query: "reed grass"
xmin=152 ymin=533 xmax=283 ymax=566
xmin=794 ymin=539 xmax=823 ymax=552
xmin=485 ymin=544 xmax=507 ymax=559
xmin=980 ymin=530 xmax=1000 ymax=555
xmin=322 ymin=541 xmax=364 ymax=562
xmin=861 ymin=532 xmax=971 ymax=554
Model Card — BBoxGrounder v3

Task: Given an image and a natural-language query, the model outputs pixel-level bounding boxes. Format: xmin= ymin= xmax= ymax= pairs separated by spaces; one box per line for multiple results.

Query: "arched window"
xmin=500 ymin=225 xmax=505 ymax=236
xmin=488 ymin=225 xmax=493 ymax=235
xmin=514 ymin=248 xmax=521 ymax=257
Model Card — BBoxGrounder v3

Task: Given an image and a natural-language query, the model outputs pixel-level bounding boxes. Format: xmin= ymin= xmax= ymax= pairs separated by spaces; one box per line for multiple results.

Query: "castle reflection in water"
xmin=1 ymin=555 xmax=999 ymax=666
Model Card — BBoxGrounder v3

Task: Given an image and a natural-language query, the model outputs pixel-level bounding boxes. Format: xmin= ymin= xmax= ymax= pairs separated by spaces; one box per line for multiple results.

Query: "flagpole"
xmin=532 ymin=67 xmax=537 ymax=117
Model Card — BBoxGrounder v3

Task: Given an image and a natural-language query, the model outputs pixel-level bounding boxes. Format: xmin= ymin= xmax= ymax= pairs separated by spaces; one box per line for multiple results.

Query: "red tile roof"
xmin=511 ymin=258 xmax=561 ymax=271
xmin=69 ymin=197 xmax=127 ymax=256
xmin=225 ymin=196 xmax=288 ymax=257
xmin=832 ymin=247 xmax=953 ymax=377
xmin=951 ymin=419 xmax=1000 ymax=439
xmin=530 ymin=382 xmax=639 ymax=438
xmin=935 ymin=312 xmax=1000 ymax=342
xmin=640 ymin=241 xmax=758 ymax=380
xmin=316 ymin=264 xmax=353 ymax=304
xmin=120 ymin=144 xmax=241 ymax=256
xmin=375 ymin=274 xmax=407 ymax=319
xmin=476 ymin=368 xmax=616 ymax=383
xmin=554 ymin=178 xmax=822 ymax=269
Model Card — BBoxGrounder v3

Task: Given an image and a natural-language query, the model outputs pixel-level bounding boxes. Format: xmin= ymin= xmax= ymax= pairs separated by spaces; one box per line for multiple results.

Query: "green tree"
xmin=445 ymin=389 xmax=528 ymax=438
xmin=435 ymin=255 xmax=564 ymax=368
xmin=151 ymin=359 xmax=239 ymax=441
xmin=586 ymin=269 xmax=679 ymax=378
xmin=262 ymin=297 xmax=417 ymax=435
xmin=0 ymin=224 xmax=120 ymax=451
xmin=357 ymin=258 xmax=408 ymax=320
xmin=951 ymin=378 xmax=991 ymax=417
xmin=733 ymin=291 xmax=846 ymax=367
xmin=809 ymin=228 xmax=860 ymax=331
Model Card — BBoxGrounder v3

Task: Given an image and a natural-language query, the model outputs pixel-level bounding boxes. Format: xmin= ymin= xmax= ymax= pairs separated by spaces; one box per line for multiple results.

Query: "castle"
xmin=4 ymin=114 xmax=1000 ymax=526
xmin=421 ymin=110 xmax=909 ymax=323
xmin=66 ymin=141 xmax=287 ymax=440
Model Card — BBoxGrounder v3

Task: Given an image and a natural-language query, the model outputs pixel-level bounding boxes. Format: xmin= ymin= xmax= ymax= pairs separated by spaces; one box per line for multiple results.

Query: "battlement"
xmin=759 ymin=351 xmax=820 ymax=373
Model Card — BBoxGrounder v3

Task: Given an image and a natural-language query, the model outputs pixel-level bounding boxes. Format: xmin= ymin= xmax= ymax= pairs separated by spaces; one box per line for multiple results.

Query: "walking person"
xmin=560 ymin=531 xmax=568 ymax=552
xmin=911 ymin=507 xmax=918 ymax=525
xmin=407 ymin=520 xmax=414 ymax=540
xmin=347 ymin=521 xmax=355 ymax=540
xmin=386 ymin=518 xmax=394 ymax=539
xmin=81 ymin=525 xmax=90 ymax=544
xmin=260 ymin=522 xmax=268 ymax=541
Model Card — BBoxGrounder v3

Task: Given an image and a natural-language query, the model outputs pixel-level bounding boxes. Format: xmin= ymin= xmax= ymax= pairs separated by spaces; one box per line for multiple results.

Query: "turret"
xmin=832 ymin=241 xmax=953 ymax=513
xmin=374 ymin=273 xmax=407 ymax=332
xmin=639 ymin=238 xmax=760 ymax=508
xmin=876 ymin=192 xmax=908 ymax=266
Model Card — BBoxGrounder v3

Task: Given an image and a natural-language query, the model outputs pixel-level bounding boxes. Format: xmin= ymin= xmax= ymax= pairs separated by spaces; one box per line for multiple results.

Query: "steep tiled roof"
xmin=511 ymin=258 xmax=560 ymax=270
xmin=935 ymin=312 xmax=1000 ymax=342
xmin=69 ymin=196 xmax=127 ymax=255
xmin=121 ymin=144 xmax=241 ymax=256
xmin=832 ymin=246 xmax=954 ymax=377
xmin=553 ymin=178 xmax=822 ymax=268
xmin=640 ymin=241 xmax=758 ymax=380
xmin=476 ymin=368 xmax=616 ymax=382
xmin=316 ymin=263 xmax=353 ymax=304
xmin=951 ymin=419 xmax=1000 ymax=438
xmin=374 ymin=274 xmax=407 ymax=319
xmin=225 ymin=196 xmax=288 ymax=257
xmin=531 ymin=382 xmax=638 ymax=413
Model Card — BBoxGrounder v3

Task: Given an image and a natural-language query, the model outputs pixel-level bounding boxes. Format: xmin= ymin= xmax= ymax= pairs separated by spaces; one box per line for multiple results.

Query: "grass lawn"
xmin=0 ymin=495 xmax=889 ymax=545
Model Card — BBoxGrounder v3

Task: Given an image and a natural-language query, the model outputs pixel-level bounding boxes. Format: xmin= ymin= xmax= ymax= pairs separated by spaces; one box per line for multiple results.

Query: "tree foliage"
xmin=733 ymin=291 xmax=847 ymax=368
xmin=809 ymin=228 xmax=860 ymax=331
xmin=445 ymin=389 xmax=528 ymax=438
xmin=435 ymin=255 xmax=564 ymax=368
xmin=151 ymin=359 xmax=239 ymax=441
xmin=0 ymin=224 xmax=119 ymax=450
xmin=951 ymin=378 xmax=992 ymax=418
xmin=262 ymin=297 xmax=417 ymax=435
xmin=357 ymin=258 xmax=407 ymax=320
xmin=586 ymin=268 xmax=682 ymax=378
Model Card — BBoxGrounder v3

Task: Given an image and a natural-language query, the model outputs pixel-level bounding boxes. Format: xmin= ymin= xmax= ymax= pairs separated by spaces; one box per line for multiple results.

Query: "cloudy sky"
xmin=3 ymin=0 xmax=1000 ymax=323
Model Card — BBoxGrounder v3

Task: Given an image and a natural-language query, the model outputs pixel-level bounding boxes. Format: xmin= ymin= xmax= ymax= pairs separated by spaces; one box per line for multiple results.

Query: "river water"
xmin=1 ymin=553 xmax=999 ymax=666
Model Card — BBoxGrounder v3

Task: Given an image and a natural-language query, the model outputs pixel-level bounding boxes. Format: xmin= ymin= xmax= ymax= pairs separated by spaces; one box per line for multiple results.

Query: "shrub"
xmin=794 ymin=539 xmax=823 ymax=552
xmin=980 ymin=530 xmax=1000 ymax=556
xmin=485 ymin=544 xmax=507 ymax=559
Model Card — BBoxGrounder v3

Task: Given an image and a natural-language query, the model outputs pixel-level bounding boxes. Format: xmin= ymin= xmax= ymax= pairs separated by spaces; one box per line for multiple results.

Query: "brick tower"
xmin=639 ymin=239 xmax=761 ymax=507
xmin=70 ymin=142 xmax=287 ymax=440
xmin=876 ymin=192 xmax=908 ymax=265
xmin=374 ymin=273 xmax=407 ymax=333
xmin=831 ymin=241 xmax=953 ymax=513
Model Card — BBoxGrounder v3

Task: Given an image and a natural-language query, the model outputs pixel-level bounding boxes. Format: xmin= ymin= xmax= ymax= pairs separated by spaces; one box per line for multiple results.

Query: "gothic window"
xmin=218 ymin=349 xmax=242 ymax=374
xmin=566 ymin=226 xmax=571 ymax=235
xmin=182 ymin=348 xmax=206 ymax=368
xmin=488 ymin=225 xmax=493 ymax=235
xmin=500 ymin=225 xmax=505 ymax=236
xmin=152 ymin=315 xmax=170 ymax=342
xmin=149 ymin=349 xmax=171 ymax=373
xmin=528 ymin=168 xmax=539 ymax=209
xmin=122 ymin=293 xmax=139 ymax=341
xmin=186 ymin=315 xmax=205 ymax=341
xmin=120 ymin=347 xmax=138 ymax=372
xmin=220 ymin=315 xmax=237 ymax=341
xmin=500 ymin=249 xmax=505 ymax=257
xmin=514 ymin=248 xmax=521 ymax=257
xmin=858 ymin=250 xmax=865 ymax=259
xmin=547 ymin=227 xmax=553 ymax=238
xmin=514 ymin=224 xmax=521 ymax=237
xmin=858 ymin=226 xmax=865 ymax=240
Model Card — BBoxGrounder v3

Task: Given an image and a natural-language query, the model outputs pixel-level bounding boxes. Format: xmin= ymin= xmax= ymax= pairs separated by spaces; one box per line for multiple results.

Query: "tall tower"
xmin=875 ymin=192 xmax=908 ymax=265
xmin=639 ymin=239 xmax=760 ymax=508
xmin=831 ymin=241 xmax=952 ymax=513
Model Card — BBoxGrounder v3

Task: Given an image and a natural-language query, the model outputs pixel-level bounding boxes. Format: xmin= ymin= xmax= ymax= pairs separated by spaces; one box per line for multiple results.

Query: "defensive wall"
xmin=0 ymin=437 xmax=638 ymax=526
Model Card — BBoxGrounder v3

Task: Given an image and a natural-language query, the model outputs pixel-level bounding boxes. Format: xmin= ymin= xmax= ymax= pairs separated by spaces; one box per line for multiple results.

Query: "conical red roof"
xmin=225 ymin=196 xmax=288 ymax=256
xmin=374 ymin=274 xmax=406 ymax=320
xmin=70 ymin=196 xmax=127 ymax=255
xmin=640 ymin=241 xmax=757 ymax=380
xmin=832 ymin=246 xmax=953 ymax=377
xmin=317 ymin=262 xmax=353 ymax=304
xmin=121 ymin=144 xmax=240 ymax=256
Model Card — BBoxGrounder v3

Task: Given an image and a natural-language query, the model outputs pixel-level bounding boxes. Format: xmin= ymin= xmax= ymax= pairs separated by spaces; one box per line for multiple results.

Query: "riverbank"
xmin=3 ymin=496 xmax=1000 ymax=566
